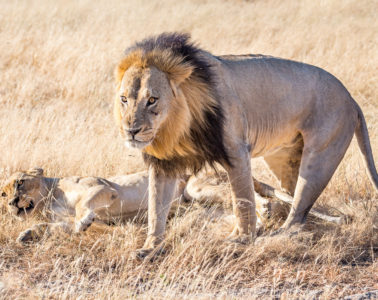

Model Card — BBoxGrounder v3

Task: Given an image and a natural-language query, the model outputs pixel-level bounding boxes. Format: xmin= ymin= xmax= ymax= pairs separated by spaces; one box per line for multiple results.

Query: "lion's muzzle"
xmin=123 ymin=127 xmax=154 ymax=149
xmin=126 ymin=127 xmax=142 ymax=139
xmin=8 ymin=197 xmax=19 ymax=207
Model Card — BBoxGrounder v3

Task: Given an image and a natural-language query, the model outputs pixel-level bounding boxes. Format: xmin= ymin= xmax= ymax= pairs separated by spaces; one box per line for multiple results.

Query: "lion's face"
xmin=1 ymin=168 xmax=44 ymax=218
xmin=115 ymin=65 xmax=175 ymax=150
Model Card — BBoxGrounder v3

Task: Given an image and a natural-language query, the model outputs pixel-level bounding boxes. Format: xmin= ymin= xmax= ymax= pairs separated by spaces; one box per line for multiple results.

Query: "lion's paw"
xmin=270 ymin=224 xmax=302 ymax=237
xmin=226 ymin=234 xmax=254 ymax=245
xmin=132 ymin=247 xmax=166 ymax=261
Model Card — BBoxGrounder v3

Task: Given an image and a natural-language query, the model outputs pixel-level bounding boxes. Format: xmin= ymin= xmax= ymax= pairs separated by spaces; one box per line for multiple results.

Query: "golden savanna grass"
xmin=0 ymin=0 xmax=377 ymax=298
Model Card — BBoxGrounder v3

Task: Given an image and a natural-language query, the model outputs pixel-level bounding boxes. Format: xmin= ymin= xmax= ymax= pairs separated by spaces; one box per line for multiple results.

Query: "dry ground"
xmin=0 ymin=0 xmax=377 ymax=298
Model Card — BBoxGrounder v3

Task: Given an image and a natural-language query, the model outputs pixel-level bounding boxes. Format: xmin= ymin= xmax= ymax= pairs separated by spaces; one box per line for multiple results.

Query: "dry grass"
xmin=0 ymin=0 xmax=377 ymax=298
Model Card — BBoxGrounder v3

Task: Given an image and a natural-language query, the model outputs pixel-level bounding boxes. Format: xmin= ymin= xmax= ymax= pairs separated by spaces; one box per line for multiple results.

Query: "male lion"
xmin=1 ymin=167 xmax=150 ymax=242
xmin=114 ymin=33 xmax=378 ymax=258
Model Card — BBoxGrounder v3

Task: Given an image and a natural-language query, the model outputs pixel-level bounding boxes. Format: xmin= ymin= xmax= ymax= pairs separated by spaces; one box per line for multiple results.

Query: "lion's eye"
xmin=1 ymin=192 xmax=6 ymax=197
xmin=120 ymin=95 xmax=128 ymax=104
xmin=147 ymin=97 xmax=158 ymax=106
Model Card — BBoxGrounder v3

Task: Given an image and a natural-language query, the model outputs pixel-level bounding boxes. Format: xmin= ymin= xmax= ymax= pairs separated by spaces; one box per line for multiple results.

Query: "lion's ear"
xmin=27 ymin=167 xmax=44 ymax=176
xmin=115 ymin=51 xmax=145 ymax=89
xmin=115 ymin=64 xmax=126 ymax=89
xmin=169 ymin=80 xmax=179 ymax=98
xmin=168 ymin=63 xmax=193 ymax=97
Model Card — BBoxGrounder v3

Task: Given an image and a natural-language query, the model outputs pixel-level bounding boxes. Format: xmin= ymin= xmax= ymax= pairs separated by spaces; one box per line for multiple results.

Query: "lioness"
xmin=114 ymin=33 xmax=377 ymax=257
xmin=1 ymin=167 xmax=150 ymax=242
xmin=2 ymin=167 xmax=290 ymax=243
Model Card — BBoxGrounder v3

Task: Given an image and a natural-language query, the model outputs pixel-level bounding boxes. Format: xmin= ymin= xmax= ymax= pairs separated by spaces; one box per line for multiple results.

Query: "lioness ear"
xmin=28 ymin=167 xmax=44 ymax=176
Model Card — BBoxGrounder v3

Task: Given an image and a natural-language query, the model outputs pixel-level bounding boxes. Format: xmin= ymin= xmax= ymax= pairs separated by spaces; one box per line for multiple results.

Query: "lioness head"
xmin=1 ymin=167 xmax=45 ymax=218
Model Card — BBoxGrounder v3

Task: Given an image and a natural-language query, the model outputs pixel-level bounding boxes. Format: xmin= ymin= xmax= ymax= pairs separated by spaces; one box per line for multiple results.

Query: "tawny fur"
xmin=2 ymin=168 xmax=152 ymax=242
xmin=115 ymin=49 xmax=217 ymax=160
xmin=114 ymin=33 xmax=378 ymax=258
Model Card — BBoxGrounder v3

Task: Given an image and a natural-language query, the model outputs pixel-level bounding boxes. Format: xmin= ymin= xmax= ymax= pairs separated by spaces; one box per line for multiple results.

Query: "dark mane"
xmin=125 ymin=33 xmax=214 ymax=87
xmin=125 ymin=33 xmax=232 ymax=177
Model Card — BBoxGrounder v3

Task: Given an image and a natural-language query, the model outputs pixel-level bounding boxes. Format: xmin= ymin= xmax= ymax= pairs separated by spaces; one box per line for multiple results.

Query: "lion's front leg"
xmin=136 ymin=167 xmax=177 ymax=259
xmin=225 ymin=147 xmax=257 ymax=242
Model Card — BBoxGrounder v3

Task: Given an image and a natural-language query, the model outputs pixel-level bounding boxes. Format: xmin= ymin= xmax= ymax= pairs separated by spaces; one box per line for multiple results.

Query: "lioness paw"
xmin=75 ymin=219 xmax=93 ymax=232
xmin=17 ymin=229 xmax=39 ymax=244
xmin=75 ymin=212 xmax=96 ymax=232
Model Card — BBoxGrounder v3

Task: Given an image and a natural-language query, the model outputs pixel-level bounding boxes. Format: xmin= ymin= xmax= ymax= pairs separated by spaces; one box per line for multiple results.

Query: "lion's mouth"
xmin=16 ymin=200 xmax=35 ymax=216
xmin=124 ymin=138 xmax=153 ymax=149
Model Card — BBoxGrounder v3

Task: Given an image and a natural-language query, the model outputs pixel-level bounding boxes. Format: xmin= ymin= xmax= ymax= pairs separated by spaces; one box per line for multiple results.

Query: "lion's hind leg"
xmin=282 ymin=117 xmax=357 ymax=230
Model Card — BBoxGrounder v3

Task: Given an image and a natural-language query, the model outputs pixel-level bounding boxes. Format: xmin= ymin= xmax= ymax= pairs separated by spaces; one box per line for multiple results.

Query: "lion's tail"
xmin=355 ymin=106 xmax=378 ymax=191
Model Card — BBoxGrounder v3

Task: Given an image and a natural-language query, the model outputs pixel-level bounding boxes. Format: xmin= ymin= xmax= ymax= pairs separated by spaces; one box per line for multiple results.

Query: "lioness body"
xmin=115 ymin=33 xmax=377 ymax=257
xmin=2 ymin=167 xmax=295 ymax=243
xmin=2 ymin=168 xmax=150 ymax=241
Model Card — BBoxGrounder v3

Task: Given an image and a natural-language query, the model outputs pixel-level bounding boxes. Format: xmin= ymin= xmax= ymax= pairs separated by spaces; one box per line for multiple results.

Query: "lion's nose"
xmin=9 ymin=197 xmax=19 ymax=207
xmin=127 ymin=128 xmax=141 ymax=139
